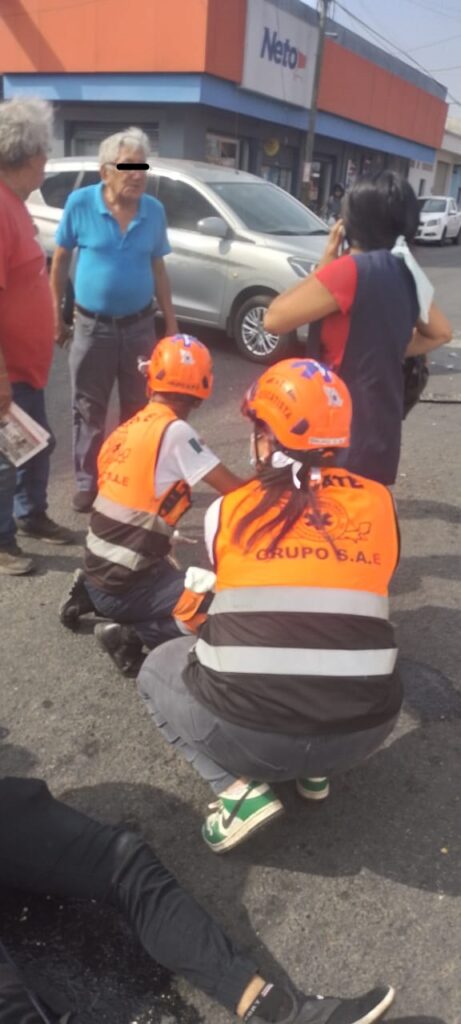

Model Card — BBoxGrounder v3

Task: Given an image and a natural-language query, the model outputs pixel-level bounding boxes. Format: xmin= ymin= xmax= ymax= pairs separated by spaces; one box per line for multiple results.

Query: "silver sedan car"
xmin=27 ymin=157 xmax=329 ymax=363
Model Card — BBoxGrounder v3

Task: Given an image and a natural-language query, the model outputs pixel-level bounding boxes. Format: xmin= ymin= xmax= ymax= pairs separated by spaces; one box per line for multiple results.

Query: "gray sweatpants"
xmin=70 ymin=308 xmax=156 ymax=493
xmin=138 ymin=636 xmax=398 ymax=794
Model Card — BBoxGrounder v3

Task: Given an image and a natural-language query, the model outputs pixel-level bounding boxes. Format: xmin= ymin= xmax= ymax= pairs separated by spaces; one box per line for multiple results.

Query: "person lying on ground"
xmin=0 ymin=776 xmax=394 ymax=1024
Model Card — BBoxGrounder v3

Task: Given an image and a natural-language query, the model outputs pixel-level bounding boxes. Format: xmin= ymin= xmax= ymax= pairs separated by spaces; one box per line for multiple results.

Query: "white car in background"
xmin=415 ymin=195 xmax=461 ymax=245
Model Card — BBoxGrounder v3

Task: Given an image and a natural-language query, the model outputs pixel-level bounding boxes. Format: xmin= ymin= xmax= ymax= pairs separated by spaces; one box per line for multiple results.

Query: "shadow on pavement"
xmin=387 ymin=1019 xmax=447 ymax=1023
xmin=395 ymin=498 xmax=461 ymax=525
xmin=1 ymin=715 xmax=458 ymax=1021
xmin=394 ymin=607 xmax=460 ymax=688
xmin=27 ymin=551 xmax=85 ymax=576
xmin=392 ymin=557 xmax=461 ymax=595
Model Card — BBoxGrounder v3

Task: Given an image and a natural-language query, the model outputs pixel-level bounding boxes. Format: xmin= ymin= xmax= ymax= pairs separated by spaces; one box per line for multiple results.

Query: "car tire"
xmin=439 ymin=228 xmax=447 ymax=246
xmin=233 ymin=293 xmax=295 ymax=364
xmin=452 ymin=229 xmax=460 ymax=246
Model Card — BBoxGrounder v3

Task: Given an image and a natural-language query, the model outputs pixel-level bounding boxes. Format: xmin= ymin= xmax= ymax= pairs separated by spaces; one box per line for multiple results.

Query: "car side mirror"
xmin=197 ymin=216 xmax=230 ymax=239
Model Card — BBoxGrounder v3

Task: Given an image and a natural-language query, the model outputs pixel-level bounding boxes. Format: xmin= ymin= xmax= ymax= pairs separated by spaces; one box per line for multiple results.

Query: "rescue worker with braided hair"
xmin=138 ymin=359 xmax=402 ymax=853
xmin=59 ymin=334 xmax=242 ymax=675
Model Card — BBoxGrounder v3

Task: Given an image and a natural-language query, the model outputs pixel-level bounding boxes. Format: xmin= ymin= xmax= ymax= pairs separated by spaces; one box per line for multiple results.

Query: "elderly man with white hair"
xmin=51 ymin=127 xmax=177 ymax=513
xmin=0 ymin=97 xmax=72 ymax=576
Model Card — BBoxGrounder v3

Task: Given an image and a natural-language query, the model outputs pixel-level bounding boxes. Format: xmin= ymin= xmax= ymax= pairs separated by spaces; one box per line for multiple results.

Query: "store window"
xmin=345 ymin=158 xmax=358 ymax=189
xmin=157 ymin=177 xmax=216 ymax=231
xmin=260 ymin=165 xmax=293 ymax=193
xmin=305 ymin=158 xmax=335 ymax=215
xmin=206 ymin=134 xmax=240 ymax=168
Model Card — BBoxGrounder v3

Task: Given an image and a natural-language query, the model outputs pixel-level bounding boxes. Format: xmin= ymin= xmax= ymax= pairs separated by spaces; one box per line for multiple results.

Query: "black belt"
xmin=75 ymin=301 xmax=154 ymax=326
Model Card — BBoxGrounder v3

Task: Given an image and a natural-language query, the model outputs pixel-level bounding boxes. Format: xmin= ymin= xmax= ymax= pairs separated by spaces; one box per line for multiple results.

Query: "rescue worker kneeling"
xmin=138 ymin=359 xmax=403 ymax=853
xmin=59 ymin=334 xmax=242 ymax=675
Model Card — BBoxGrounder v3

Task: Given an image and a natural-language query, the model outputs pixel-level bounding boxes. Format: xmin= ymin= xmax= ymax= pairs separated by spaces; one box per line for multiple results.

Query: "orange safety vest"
xmin=84 ymin=403 xmax=191 ymax=592
xmin=184 ymin=468 xmax=402 ymax=736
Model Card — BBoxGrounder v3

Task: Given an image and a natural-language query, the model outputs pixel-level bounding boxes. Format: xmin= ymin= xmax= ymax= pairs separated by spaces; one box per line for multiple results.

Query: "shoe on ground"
xmin=94 ymin=621 xmax=144 ymax=678
xmin=0 ymin=542 xmax=35 ymax=576
xmin=16 ymin=512 xmax=75 ymax=545
xmin=296 ymin=777 xmax=330 ymax=801
xmin=59 ymin=569 xmax=95 ymax=629
xmin=72 ymin=490 xmax=96 ymax=513
xmin=251 ymin=984 xmax=394 ymax=1024
xmin=202 ymin=782 xmax=283 ymax=853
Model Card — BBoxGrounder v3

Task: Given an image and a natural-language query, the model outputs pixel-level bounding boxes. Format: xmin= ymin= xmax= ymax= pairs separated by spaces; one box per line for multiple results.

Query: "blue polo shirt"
xmin=56 ymin=183 xmax=171 ymax=316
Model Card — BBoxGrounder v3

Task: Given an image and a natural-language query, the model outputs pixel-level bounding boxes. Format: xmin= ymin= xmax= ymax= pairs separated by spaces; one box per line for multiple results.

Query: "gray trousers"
xmin=138 ymin=636 xmax=398 ymax=795
xmin=70 ymin=308 xmax=156 ymax=493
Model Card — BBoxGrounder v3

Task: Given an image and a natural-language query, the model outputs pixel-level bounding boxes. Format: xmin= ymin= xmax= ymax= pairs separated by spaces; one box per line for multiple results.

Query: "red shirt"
xmin=0 ymin=180 xmax=54 ymax=389
xmin=313 ymin=251 xmax=419 ymax=484
xmin=315 ymin=253 xmax=358 ymax=369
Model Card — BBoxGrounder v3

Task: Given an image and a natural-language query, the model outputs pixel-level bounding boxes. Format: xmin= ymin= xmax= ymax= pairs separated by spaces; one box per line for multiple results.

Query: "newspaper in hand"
xmin=0 ymin=402 xmax=50 ymax=468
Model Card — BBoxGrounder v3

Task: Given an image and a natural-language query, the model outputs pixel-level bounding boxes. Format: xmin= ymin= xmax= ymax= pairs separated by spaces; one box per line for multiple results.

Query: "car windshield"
xmin=418 ymin=198 xmax=447 ymax=214
xmin=211 ymin=181 xmax=328 ymax=235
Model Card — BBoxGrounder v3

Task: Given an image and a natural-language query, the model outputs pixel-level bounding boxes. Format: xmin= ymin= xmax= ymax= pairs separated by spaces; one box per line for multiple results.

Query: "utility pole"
xmin=300 ymin=0 xmax=331 ymax=205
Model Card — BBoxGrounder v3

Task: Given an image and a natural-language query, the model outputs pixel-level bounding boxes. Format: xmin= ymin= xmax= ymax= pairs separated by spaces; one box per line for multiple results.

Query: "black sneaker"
xmin=72 ymin=490 xmax=97 ymax=513
xmin=16 ymin=513 xmax=75 ymax=545
xmin=59 ymin=569 xmax=95 ymax=629
xmin=94 ymin=622 xmax=145 ymax=678
xmin=0 ymin=542 xmax=35 ymax=576
xmin=252 ymin=985 xmax=394 ymax=1024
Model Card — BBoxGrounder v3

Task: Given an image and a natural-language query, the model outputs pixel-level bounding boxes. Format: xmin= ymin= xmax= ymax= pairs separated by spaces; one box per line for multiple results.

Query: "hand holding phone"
xmin=321 ymin=219 xmax=346 ymax=265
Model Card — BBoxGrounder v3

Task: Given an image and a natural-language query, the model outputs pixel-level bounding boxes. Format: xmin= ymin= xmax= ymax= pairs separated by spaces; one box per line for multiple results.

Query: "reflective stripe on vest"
xmin=84 ymin=403 xmax=191 ymax=591
xmin=207 ymin=586 xmax=389 ymax=620
xmin=86 ymin=528 xmax=154 ymax=572
xmin=183 ymin=470 xmax=401 ymax=735
xmin=93 ymin=493 xmax=172 ymax=535
xmin=195 ymin=639 xmax=397 ymax=677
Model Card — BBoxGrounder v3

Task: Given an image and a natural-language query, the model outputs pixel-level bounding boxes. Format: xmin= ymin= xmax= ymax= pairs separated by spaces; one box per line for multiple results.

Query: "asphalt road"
xmin=1 ymin=244 xmax=460 ymax=1024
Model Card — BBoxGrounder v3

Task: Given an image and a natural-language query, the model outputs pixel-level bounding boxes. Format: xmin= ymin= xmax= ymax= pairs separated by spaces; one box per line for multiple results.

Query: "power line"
xmin=408 ymin=31 xmax=461 ymax=53
xmin=334 ymin=0 xmax=461 ymax=107
xmin=332 ymin=3 xmax=406 ymax=61
xmin=401 ymin=0 xmax=461 ymax=20
xmin=428 ymin=65 xmax=461 ymax=72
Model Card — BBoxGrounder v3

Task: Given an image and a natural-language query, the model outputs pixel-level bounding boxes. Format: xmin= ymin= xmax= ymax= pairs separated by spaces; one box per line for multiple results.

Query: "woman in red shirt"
xmin=265 ymin=171 xmax=452 ymax=485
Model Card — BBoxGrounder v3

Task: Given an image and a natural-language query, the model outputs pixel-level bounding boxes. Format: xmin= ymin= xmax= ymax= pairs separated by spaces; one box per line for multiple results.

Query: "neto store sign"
xmin=242 ymin=0 xmax=318 ymax=107
xmin=260 ymin=26 xmax=307 ymax=70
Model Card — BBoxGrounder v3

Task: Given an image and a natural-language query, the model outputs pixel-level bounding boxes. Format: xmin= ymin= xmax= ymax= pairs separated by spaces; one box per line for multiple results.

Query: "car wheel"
xmin=234 ymin=294 xmax=295 ymax=364
xmin=439 ymin=228 xmax=447 ymax=246
xmin=452 ymin=229 xmax=460 ymax=246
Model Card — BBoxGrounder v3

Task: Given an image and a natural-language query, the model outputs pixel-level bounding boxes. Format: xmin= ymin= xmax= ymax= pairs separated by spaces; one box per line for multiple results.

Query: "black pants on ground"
xmin=0 ymin=961 xmax=72 ymax=1024
xmin=0 ymin=778 xmax=256 ymax=1021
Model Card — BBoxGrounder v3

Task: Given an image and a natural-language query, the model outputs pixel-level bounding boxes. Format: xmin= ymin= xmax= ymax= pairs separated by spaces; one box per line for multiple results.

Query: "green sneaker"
xmin=296 ymin=777 xmax=330 ymax=801
xmin=202 ymin=782 xmax=283 ymax=853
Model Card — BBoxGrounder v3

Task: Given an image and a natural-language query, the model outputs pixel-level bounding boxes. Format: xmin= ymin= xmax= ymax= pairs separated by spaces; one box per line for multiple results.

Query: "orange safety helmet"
xmin=147 ymin=334 xmax=213 ymax=400
xmin=242 ymin=358 xmax=351 ymax=453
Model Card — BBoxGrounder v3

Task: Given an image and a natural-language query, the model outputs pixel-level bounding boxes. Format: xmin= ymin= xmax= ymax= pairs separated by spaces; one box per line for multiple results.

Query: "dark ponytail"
xmin=231 ymin=460 xmax=340 ymax=557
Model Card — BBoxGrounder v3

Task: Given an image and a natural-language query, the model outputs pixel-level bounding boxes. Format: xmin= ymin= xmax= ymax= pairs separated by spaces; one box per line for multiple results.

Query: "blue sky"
xmin=300 ymin=0 xmax=461 ymax=118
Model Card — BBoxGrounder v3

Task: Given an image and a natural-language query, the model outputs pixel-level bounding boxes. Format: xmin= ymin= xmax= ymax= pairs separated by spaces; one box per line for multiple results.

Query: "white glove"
xmin=184 ymin=566 xmax=217 ymax=593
